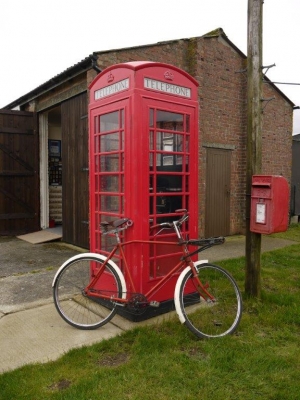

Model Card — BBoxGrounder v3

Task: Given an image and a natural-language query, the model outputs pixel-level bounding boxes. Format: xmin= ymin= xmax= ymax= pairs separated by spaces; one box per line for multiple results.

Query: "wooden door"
xmin=61 ymin=93 xmax=89 ymax=248
xmin=205 ymin=148 xmax=231 ymax=237
xmin=0 ymin=110 xmax=39 ymax=235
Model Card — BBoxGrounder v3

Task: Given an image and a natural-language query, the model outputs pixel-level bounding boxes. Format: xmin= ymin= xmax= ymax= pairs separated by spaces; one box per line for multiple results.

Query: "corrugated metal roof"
xmin=2 ymin=55 xmax=96 ymax=109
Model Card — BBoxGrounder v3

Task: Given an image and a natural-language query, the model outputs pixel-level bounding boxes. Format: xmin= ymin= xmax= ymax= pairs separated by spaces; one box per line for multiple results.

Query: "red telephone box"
xmin=88 ymin=61 xmax=199 ymax=309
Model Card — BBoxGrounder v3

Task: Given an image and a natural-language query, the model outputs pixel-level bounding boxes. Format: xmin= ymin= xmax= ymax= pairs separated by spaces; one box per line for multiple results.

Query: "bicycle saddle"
xmin=100 ymin=218 xmax=129 ymax=228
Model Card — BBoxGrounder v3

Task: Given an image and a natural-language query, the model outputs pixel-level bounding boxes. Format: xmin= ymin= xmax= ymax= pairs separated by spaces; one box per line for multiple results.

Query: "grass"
xmin=1 ymin=227 xmax=300 ymax=399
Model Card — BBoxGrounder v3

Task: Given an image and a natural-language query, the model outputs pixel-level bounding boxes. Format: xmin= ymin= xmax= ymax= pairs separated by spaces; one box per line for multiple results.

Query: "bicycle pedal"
xmin=149 ymin=301 xmax=160 ymax=308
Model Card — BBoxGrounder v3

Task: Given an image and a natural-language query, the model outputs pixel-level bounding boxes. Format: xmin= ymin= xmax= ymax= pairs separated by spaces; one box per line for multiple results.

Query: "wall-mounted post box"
xmin=250 ymin=175 xmax=289 ymax=234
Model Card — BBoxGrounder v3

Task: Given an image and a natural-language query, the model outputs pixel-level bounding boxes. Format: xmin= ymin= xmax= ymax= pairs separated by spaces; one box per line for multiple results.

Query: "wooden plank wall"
xmin=0 ymin=110 xmax=39 ymax=235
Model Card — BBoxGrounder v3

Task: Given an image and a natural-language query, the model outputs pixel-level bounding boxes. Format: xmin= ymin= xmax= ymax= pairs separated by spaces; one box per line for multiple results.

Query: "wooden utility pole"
xmin=245 ymin=0 xmax=263 ymax=297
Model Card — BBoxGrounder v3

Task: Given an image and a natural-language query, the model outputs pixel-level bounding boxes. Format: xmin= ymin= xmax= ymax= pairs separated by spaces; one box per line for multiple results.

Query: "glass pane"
xmin=156 ymin=195 xmax=182 ymax=214
xmin=94 ymin=135 xmax=99 ymax=153
xmin=100 ymin=111 xmax=119 ymax=132
xmin=176 ymin=155 xmax=183 ymax=165
xmin=176 ymin=134 xmax=183 ymax=152
xmin=163 ymin=135 xmax=173 ymax=152
xmin=149 ymin=109 xmax=154 ymax=127
xmin=101 ymin=234 xmax=116 ymax=253
xmin=156 ymin=132 xmax=162 ymax=151
xmin=149 ymin=131 xmax=154 ymax=150
xmin=100 ymin=175 xmax=119 ymax=192
xmin=185 ymin=135 xmax=190 ymax=153
xmin=120 ymin=109 xmax=124 ymax=129
xmin=156 ymin=132 xmax=183 ymax=152
xmin=101 ymin=195 xmax=120 ymax=212
xmin=156 ymin=110 xmax=183 ymax=132
xmin=120 ymin=131 xmax=124 ymax=150
xmin=100 ymin=154 xmax=119 ymax=172
xmin=186 ymin=115 xmax=190 ymax=133
xmin=162 ymin=155 xmax=173 ymax=166
xmin=157 ymin=175 xmax=182 ymax=191
xmin=120 ymin=153 xmax=124 ymax=172
xmin=100 ymin=132 xmax=119 ymax=152
xmin=149 ymin=152 xmax=153 ymax=167
xmin=185 ymin=175 xmax=189 ymax=191
xmin=156 ymin=153 xmax=161 ymax=167
xmin=94 ymin=155 xmax=100 ymax=172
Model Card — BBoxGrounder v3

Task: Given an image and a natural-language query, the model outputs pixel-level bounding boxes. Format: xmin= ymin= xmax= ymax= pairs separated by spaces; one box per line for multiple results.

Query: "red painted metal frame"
xmin=86 ymin=238 xmax=215 ymax=304
xmin=88 ymin=62 xmax=199 ymax=301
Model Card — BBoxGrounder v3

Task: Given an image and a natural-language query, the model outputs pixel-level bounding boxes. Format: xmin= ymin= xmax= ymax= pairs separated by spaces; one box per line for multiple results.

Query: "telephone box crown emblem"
xmin=164 ymin=71 xmax=174 ymax=81
xmin=107 ymin=72 xmax=114 ymax=83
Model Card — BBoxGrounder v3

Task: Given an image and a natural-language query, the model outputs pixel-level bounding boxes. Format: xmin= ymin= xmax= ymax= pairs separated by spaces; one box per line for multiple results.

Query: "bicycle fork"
xmin=190 ymin=263 xmax=216 ymax=302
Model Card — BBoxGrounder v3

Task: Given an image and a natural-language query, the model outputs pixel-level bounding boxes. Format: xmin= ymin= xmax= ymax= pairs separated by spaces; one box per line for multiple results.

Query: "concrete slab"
xmin=0 ymin=303 xmax=124 ymax=373
xmin=203 ymin=235 xmax=296 ymax=262
xmin=17 ymin=230 xmax=62 ymax=244
xmin=0 ymin=302 xmax=179 ymax=374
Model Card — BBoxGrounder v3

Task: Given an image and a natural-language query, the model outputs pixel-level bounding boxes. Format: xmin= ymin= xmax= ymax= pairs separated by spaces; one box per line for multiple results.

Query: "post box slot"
xmin=252 ymin=183 xmax=271 ymax=187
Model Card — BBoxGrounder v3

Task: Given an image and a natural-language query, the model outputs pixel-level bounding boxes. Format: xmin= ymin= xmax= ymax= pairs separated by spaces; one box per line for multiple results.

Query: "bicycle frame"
xmin=85 ymin=238 xmax=216 ymax=305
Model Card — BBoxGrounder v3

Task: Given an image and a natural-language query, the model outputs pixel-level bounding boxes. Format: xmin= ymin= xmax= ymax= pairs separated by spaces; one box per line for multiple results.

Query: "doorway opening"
xmin=48 ymin=106 xmax=62 ymax=229
xmin=39 ymin=106 xmax=62 ymax=232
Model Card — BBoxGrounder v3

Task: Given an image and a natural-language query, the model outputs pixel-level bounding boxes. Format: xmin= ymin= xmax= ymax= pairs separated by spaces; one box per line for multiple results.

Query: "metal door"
xmin=205 ymin=148 xmax=231 ymax=237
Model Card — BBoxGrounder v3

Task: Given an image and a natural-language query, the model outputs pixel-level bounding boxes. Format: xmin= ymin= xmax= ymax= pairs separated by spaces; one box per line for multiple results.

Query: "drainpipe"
xmin=91 ymin=55 xmax=102 ymax=74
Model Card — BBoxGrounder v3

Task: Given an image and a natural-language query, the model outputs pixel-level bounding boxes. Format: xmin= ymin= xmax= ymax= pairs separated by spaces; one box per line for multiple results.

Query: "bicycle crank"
xmin=126 ymin=293 xmax=149 ymax=314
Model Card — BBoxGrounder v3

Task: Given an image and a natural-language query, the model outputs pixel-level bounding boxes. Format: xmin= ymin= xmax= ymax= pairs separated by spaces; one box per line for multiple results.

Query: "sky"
xmin=1 ymin=0 xmax=299 ymax=133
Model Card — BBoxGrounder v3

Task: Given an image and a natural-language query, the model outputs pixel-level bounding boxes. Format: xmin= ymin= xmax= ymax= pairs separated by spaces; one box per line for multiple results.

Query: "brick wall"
xmin=195 ymin=35 xmax=248 ymax=234
xmin=30 ymin=32 xmax=293 ymax=237
xmin=261 ymin=83 xmax=293 ymax=179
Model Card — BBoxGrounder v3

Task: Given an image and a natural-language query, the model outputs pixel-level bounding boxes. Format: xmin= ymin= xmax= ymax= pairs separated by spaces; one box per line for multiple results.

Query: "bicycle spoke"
xmin=53 ymin=255 xmax=122 ymax=329
xmin=177 ymin=263 xmax=242 ymax=338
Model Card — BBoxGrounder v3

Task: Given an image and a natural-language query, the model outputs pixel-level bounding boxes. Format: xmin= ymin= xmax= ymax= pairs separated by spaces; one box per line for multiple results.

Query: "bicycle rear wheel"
xmin=53 ymin=254 xmax=122 ymax=329
xmin=176 ymin=263 xmax=242 ymax=338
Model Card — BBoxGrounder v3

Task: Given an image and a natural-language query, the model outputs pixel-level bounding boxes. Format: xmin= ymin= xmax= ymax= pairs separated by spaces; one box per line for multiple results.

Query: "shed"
xmin=0 ymin=28 xmax=294 ymax=248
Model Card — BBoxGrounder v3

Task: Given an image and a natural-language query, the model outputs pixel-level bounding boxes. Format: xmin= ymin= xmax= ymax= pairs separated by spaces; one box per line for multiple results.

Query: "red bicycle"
xmin=52 ymin=210 xmax=242 ymax=338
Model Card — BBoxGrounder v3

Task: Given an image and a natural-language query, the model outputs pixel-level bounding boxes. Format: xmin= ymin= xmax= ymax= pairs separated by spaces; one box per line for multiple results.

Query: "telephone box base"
xmin=116 ymin=298 xmax=175 ymax=322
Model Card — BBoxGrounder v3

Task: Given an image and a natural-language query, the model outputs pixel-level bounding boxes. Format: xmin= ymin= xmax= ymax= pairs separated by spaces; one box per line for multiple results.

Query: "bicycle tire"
xmin=176 ymin=263 xmax=242 ymax=338
xmin=53 ymin=254 xmax=123 ymax=330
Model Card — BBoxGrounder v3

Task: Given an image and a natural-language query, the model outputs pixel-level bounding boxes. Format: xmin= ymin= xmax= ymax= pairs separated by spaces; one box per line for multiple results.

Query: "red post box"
xmin=250 ymin=175 xmax=289 ymax=234
xmin=88 ymin=62 xmax=199 ymax=314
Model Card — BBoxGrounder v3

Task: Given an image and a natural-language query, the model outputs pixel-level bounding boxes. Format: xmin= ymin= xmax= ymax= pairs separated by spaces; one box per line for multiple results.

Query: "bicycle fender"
xmin=174 ymin=260 xmax=208 ymax=324
xmin=52 ymin=252 xmax=127 ymax=299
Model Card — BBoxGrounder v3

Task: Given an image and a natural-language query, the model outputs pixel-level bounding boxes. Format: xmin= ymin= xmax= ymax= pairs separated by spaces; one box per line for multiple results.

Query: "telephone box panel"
xmin=250 ymin=175 xmax=289 ymax=234
xmin=89 ymin=61 xmax=199 ymax=303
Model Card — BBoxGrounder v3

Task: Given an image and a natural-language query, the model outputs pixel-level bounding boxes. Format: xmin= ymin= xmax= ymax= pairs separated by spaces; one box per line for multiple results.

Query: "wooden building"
xmin=0 ymin=29 xmax=294 ymax=248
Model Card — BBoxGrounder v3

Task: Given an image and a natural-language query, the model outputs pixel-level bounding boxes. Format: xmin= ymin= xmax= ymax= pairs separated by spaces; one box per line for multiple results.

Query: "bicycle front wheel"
xmin=53 ymin=254 xmax=123 ymax=329
xmin=177 ymin=263 xmax=242 ymax=338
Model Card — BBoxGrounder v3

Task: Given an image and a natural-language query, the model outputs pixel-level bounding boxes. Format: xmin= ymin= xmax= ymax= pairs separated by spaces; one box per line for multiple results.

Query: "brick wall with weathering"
xmin=27 ymin=32 xmax=293 ymax=237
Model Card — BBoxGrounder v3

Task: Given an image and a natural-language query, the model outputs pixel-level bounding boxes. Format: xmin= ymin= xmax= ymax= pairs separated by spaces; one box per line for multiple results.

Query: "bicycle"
xmin=52 ymin=209 xmax=242 ymax=339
